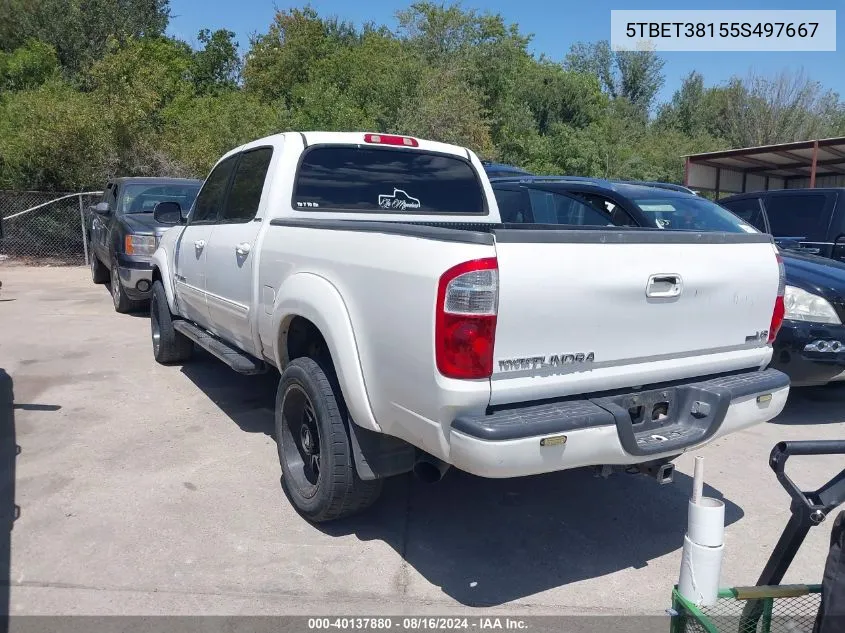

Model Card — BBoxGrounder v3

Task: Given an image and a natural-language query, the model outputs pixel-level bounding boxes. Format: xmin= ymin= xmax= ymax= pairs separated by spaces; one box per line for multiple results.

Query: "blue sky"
xmin=167 ymin=0 xmax=844 ymax=104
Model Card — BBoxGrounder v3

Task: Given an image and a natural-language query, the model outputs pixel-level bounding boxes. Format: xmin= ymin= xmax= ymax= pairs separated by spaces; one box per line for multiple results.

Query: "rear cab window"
xmin=293 ymin=146 xmax=486 ymax=215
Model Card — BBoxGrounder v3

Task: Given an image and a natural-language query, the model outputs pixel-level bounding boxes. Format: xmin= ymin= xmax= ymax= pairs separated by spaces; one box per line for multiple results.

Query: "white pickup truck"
xmin=149 ymin=131 xmax=790 ymax=522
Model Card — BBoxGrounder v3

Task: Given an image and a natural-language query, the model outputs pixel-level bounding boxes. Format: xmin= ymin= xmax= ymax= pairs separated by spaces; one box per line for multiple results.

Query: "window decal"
xmin=377 ymin=188 xmax=421 ymax=211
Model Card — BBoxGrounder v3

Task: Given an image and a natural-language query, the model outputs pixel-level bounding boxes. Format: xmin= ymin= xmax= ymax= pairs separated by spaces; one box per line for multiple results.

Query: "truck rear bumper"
xmin=447 ymin=369 xmax=789 ymax=478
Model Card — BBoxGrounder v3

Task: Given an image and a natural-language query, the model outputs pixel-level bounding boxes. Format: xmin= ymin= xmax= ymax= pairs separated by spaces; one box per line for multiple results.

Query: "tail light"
xmin=435 ymin=258 xmax=498 ymax=379
xmin=768 ymin=252 xmax=786 ymax=343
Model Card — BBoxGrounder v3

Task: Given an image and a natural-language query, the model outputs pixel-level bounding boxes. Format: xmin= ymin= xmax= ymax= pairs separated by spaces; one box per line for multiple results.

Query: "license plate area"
xmin=591 ymin=384 xmax=731 ymax=457
xmin=620 ymin=388 xmax=678 ymax=435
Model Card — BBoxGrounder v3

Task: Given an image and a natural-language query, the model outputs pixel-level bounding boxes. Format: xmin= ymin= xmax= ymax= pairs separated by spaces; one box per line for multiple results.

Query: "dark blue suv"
xmin=489 ymin=175 xmax=845 ymax=387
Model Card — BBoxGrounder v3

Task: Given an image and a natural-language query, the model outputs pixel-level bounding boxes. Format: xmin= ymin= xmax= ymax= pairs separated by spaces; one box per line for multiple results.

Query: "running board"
xmin=173 ymin=320 xmax=267 ymax=375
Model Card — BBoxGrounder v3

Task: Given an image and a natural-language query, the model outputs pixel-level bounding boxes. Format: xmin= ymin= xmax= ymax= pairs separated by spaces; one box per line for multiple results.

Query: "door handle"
xmin=236 ymin=242 xmax=251 ymax=256
xmin=646 ymin=274 xmax=683 ymax=298
xmin=194 ymin=240 xmax=205 ymax=250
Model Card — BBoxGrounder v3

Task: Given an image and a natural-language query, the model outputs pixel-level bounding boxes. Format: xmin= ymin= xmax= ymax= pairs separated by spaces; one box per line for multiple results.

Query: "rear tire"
xmin=276 ymin=357 xmax=382 ymax=522
xmin=150 ymin=280 xmax=193 ymax=364
xmin=90 ymin=251 xmax=109 ymax=284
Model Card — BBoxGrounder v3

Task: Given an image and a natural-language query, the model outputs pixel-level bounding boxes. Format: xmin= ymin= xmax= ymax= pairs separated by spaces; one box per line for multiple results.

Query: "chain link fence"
xmin=0 ymin=190 xmax=103 ymax=266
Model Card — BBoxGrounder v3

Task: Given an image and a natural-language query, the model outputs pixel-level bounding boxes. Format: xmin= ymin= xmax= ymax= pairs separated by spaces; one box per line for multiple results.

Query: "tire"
xmin=90 ymin=251 xmax=109 ymax=284
xmin=150 ymin=279 xmax=193 ymax=364
xmin=276 ymin=357 xmax=382 ymax=522
xmin=110 ymin=263 xmax=142 ymax=313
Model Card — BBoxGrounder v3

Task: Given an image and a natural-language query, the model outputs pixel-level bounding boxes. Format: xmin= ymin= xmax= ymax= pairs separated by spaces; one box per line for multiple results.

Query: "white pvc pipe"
xmin=692 ymin=455 xmax=705 ymax=504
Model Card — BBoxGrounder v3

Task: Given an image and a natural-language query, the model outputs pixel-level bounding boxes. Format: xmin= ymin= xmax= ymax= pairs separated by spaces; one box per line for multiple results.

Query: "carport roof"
xmin=683 ymin=137 xmax=845 ymax=184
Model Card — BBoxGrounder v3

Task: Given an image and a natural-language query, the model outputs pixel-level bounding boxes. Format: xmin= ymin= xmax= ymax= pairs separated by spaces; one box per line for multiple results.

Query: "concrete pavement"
xmin=0 ymin=265 xmax=842 ymax=616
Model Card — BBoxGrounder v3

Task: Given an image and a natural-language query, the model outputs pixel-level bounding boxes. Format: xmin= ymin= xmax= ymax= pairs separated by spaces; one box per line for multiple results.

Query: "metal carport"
xmin=683 ymin=137 xmax=845 ymax=197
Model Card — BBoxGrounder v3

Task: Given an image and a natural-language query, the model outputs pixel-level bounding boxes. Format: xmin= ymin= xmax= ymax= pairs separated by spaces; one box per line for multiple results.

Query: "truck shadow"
xmin=322 ymin=468 xmax=742 ymax=607
xmin=179 ymin=349 xmax=278 ymax=436
xmin=770 ymin=384 xmax=845 ymax=425
xmin=177 ymin=352 xmax=744 ymax=607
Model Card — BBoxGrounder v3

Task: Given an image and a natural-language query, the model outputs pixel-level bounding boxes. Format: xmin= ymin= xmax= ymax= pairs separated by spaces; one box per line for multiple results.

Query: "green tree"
xmin=0 ymin=80 xmax=110 ymax=189
xmin=243 ymin=7 xmax=355 ymax=103
xmin=0 ymin=39 xmax=60 ymax=91
xmin=0 ymin=0 xmax=170 ymax=74
xmin=85 ymin=36 xmax=195 ymax=176
xmin=159 ymin=91 xmax=289 ymax=175
xmin=565 ymin=40 xmax=665 ymax=117
xmin=394 ymin=64 xmax=494 ymax=155
xmin=192 ymin=29 xmax=242 ymax=94
xmin=704 ymin=70 xmax=844 ymax=147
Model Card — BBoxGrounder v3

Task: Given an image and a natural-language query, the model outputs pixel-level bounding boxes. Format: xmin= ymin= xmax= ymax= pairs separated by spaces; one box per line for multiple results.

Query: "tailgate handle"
xmin=646 ymin=274 xmax=683 ymax=298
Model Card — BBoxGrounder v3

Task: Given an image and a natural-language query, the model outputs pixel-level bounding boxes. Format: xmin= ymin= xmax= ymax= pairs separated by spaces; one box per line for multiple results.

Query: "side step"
xmin=173 ymin=320 xmax=267 ymax=375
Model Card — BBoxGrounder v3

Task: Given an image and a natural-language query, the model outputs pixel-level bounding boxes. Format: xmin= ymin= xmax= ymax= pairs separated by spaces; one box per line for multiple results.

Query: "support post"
xmin=714 ymin=168 xmax=721 ymax=199
xmin=78 ymin=194 xmax=89 ymax=266
xmin=810 ymin=140 xmax=819 ymax=188
xmin=684 ymin=157 xmax=690 ymax=186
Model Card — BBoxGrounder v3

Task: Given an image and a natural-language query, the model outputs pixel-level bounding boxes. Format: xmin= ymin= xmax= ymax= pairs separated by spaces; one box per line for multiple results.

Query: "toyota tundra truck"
xmin=149 ymin=132 xmax=790 ymax=523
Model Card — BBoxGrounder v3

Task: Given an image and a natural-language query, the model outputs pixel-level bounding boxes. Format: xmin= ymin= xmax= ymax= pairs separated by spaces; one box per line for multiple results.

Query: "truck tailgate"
xmin=490 ymin=229 xmax=779 ymax=405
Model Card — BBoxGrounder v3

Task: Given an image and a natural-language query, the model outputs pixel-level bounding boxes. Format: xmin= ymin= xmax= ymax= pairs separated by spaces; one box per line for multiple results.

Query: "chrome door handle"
xmin=236 ymin=242 xmax=251 ymax=256
xmin=194 ymin=240 xmax=205 ymax=250
xmin=646 ymin=274 xmax=683 ymax=298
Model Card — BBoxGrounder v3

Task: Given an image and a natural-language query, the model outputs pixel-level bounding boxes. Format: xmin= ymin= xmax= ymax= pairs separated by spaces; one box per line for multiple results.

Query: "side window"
xmin=526 ymin=189 xmax=615 ymax=226
xmin=190 ymin=155 xmax=238 ymax=225
xmin=763 ymin=194 xmax=831 ymax=241
xmin=493 ymin=188 xmax=532 ymax=223
xmin=720 ymin=197 xmax=766 ymax=231
xmin=221 ymin=148 xmax=273 ymax=223
xmin=571 ymin=192 xmax=637 ymax=227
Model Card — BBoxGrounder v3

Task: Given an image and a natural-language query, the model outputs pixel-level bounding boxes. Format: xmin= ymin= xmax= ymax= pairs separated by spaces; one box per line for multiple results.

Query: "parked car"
xmin=766 ymin=250 xmax=845 ymax=386
xmin=88 ymin=177 xmax=202 ymax=313
xmin=149 ymin=133 xmax=788 ymax=523
xmin=720 ymin=188 xmax=845 ymax=262
xmin=481 ymin=161 xmax=533 ymax=179
xmin=489 ymin=175 xmax=748 ymax=231
xmin=490 ymin=175 xmax=845 ymax=387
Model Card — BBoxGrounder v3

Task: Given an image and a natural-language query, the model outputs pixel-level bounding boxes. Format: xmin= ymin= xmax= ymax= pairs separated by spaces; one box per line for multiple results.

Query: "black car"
xmin=88 ymin=177 xmax=202 ymax=313
xmin=769 ymin=249 xmax=845 ymax=386
xmin=721 ymin=188 xmax=845 ymax=262
xmin=489 ymin=175 xmax=845 ymax=386
xmin=481 ymin=161 xmax=533 ymax=179
xmin=489 ymin=176 xmax=745 ymax=231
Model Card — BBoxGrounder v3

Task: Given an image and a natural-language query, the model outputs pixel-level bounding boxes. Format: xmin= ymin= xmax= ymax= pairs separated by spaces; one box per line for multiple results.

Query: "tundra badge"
xmin=498 ymin=353 xmax=595 ymax=372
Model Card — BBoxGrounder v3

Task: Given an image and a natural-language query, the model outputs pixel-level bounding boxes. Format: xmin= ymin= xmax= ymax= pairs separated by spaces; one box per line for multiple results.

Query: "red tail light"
xmin=769 ymin=253 xmax=786 ymax=343
xmin=435 ymin=258 xmax=498 ymax=379
xmin=364 ymin=133 xmax=419 ymax=147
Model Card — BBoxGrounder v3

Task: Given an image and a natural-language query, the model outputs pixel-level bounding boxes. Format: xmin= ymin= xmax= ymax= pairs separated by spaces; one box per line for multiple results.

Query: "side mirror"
xmin=92 ymin=202 xmax=111 ymax=215
xmin=153 ymin=201 xmax=184 ymax=225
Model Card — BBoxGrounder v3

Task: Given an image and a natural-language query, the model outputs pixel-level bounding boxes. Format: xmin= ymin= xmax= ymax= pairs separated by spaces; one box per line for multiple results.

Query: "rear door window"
xmin=526 ymin=189 xmax=615 ymax=226
xmin=762 ymin=194 xmax=832 ymax=241
xmin=493 ymin=188 xmax=531 ymax=223
xmin=222 ymin=147 xmax=273 ymax=223
xmin=293 ymin=146 xmax=485 ymax=214
xmin=720 ymin=197 xmax=766 ymax=231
